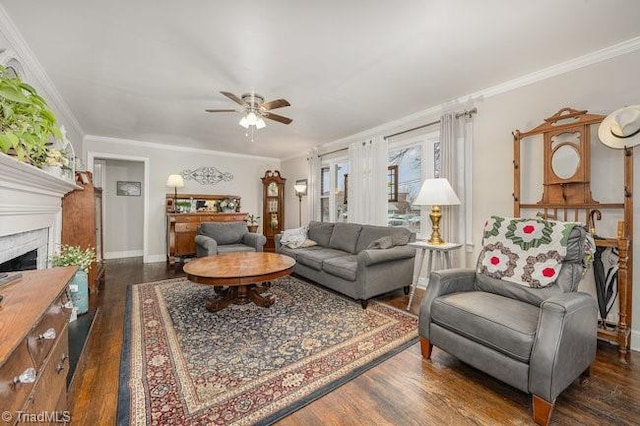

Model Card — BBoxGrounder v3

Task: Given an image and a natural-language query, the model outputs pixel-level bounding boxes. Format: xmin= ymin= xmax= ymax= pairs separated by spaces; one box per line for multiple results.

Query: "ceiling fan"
xmin=205 ymin=91 xmax=293 ymax=129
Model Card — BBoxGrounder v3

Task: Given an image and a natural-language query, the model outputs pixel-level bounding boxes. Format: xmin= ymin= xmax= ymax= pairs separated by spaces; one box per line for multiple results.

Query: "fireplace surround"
xmin=0 ymin=153 xmax=78 ymax=270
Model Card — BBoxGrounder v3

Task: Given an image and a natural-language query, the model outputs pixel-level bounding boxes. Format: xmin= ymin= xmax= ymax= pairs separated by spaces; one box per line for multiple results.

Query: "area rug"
xmin=118 ymin=275 xmax=418 ymax=425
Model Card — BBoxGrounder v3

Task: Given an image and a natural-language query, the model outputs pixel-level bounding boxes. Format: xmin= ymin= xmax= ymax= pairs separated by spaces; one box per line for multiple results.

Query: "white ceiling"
xmin=3 ymin=1 xmax=640 ymax=159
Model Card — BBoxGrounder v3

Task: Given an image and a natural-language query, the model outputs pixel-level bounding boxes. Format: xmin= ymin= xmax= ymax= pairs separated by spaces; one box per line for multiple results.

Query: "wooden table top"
xmin=183 ymin=252 xmax=296 ymax=286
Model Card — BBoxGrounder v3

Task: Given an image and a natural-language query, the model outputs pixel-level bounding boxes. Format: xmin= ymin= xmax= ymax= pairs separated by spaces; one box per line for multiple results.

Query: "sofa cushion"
xmin=217 ymin=244 xmax=256 ymax=254
xmin=297 ymin=247 xmax=350 ymax=271
xmin=323 ymin=256 xmax=358 ymax=281
xmin=367 ymin=236 xmax=393 ymax=250
xmin=355 ymin=225 xmax=413 ymax=253
xmin=431 ymin=292 xmax=539 ymax=363
xmin=328 ymin=223 xmax=363 ymax=254
xmin=199 ymin=222 xmax=247 ymax=245
xmin=474 ymin=271 xmax=566 ymax=307
xmin=307 ymin=221 xmax=335 ymax=247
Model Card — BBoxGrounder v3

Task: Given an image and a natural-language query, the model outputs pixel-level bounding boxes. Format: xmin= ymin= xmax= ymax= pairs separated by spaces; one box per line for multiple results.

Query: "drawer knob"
xmin=56 ymin=354 xmax=69 ymax=374
xmin=12 ymin=367 xmax=37 ymax=387
xmin=38 ymin=327 xmax=56 ymax=340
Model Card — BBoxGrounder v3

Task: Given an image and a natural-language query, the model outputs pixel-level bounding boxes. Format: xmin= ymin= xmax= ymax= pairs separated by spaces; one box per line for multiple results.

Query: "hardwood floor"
xmin=69 ymin=259 xmax=640 ymax=425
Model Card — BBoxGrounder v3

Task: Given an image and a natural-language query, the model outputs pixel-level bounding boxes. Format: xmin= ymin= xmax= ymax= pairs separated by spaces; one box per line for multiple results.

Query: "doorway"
xmin=88 ymin=153 xmax=150 ymax=262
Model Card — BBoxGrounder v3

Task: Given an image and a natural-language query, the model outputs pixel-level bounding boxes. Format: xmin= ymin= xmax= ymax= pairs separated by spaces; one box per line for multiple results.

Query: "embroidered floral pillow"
xmin=477 ymin=216 xmax=577 ymax=288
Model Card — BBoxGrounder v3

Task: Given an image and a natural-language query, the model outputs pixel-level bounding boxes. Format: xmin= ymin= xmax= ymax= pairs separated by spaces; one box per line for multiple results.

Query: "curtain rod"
xmin=318 ymin=107 xmax=478 ymax=157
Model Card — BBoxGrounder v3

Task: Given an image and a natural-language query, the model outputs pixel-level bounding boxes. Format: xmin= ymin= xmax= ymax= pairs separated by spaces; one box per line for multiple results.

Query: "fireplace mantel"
xmin=0 ymin=153 xmax=80 ymax=268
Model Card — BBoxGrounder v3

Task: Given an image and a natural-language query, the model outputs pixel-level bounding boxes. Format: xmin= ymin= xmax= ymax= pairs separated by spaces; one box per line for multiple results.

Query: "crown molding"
xmin=0 ymin=5 xmax=84 ymax=140
xmin=320 ymin=36 xmax=640 ymax=152
xmin=83 ymin=135 xmax=282 ymax=163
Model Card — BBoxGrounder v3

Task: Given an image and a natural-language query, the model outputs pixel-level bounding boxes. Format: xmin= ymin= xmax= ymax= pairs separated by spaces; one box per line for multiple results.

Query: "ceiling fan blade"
xmin=261 ymin=98 xmax=290 ymax=111
xmin=205 ymin=109 xmax=237 ymax=113
xmin=263 ymin=112 xmax=293 ymax=125
xmin=220 ymin=91 xmax=245 ymax=106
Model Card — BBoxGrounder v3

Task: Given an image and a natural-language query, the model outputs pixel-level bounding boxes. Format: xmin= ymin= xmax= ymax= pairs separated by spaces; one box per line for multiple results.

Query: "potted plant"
xmin=42 ymin=147 xmax=71 ymax=177
xmin=50 ymin=245 xmax=96 ymax=315
xmin=246 ymin=214 xmax=260 ymax=233
xmin=0 ymin=65 xmax=62 ymax=165
xmin=219 ymin=198 xmax=238 ymax=213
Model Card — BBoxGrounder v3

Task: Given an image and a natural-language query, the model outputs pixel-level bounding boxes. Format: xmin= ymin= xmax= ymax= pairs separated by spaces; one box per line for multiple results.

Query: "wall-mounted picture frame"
xmin=116 ymin=181 xmax=141 ymax=197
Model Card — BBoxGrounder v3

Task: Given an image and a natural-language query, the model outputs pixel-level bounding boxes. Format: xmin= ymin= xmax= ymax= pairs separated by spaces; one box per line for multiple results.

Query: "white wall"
xmin=83 ymin=136 xmax=279 ymax=263
xmin=281 ymin=154 xmax=309 ymax=230
xmin=102 ymin=159 xmax=144 ymax=258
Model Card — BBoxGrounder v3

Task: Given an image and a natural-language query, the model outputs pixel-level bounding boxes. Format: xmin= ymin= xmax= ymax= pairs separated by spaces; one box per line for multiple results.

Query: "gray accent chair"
xmin=419 ymin=226 xmax=597 ymax=426
xmin=195 ymin=222 xmax=266 ymax=256
xmin=275 ymin=221 xmax=416 ymax=308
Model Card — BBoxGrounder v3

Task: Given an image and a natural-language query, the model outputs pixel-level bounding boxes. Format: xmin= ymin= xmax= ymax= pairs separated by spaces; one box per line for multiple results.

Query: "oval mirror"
xmin=551 ymin=145 xmax=580 ymax=179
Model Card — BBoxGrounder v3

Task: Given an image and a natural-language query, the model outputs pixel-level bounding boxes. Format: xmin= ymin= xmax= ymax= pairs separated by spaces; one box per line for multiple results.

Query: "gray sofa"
xmin=419 ymin=224 xmax=596 ymax=425
xmin=195 ymin=222 xmax=266 ymax=256
xmin=275 ymin=221 xmax=416 ymax=308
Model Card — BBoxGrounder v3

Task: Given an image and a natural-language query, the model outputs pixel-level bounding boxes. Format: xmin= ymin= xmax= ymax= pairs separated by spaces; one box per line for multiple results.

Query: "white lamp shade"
xmin=414 ymin=178 xmax=461 ymax=206
xmin=294 ymin=183 xmax=307 ymax=194
xmin=255 ymin=117 xmax=266 ymax=129
xmin=166 ymin=174 xmax=184 ymax=188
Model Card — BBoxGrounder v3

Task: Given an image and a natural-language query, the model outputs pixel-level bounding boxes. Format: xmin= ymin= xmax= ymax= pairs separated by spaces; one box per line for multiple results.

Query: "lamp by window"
xmin=294 ymin=179 xmax=308 ymax=227
xmin=413 ymin=178 xmax=460 ymax=245
xmin=166 ymin=174 xmax=185 ymax=213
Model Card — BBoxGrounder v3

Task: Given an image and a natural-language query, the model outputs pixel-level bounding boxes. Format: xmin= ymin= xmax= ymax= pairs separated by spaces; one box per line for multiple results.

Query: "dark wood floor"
xmin=69 ymin=259 xmax=640 ymax=425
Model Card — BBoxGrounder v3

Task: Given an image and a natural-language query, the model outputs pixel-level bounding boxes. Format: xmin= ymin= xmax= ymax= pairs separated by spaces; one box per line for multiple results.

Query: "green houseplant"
xmin=50 ymin=245 xmax=96 ymax=315
xmin=0 ymin=65 xmax=62 ymax=165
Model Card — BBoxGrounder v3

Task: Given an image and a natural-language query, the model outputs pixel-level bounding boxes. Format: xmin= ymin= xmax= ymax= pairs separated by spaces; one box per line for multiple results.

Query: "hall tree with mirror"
xmin=513 ymin=107 xmax=633 ymax=363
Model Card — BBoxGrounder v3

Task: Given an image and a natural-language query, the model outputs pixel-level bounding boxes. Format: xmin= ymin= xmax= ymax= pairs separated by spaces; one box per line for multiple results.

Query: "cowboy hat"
xmin=598 ymin=105 xmax=640 ymax=149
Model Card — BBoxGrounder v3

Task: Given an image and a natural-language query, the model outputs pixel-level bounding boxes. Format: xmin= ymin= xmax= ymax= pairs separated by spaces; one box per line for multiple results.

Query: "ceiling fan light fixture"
xmin=245 ymin=111 xmax=259 ymax=126
xmin=255 ymin=117 xmax=266 ymax=129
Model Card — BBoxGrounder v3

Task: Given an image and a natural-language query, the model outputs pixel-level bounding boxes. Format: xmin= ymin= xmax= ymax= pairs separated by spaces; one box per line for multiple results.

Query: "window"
xmin=320 ymin=159 xmax=348 ymax=222
xmin=387 ymin=132 xmax=439 ymax=237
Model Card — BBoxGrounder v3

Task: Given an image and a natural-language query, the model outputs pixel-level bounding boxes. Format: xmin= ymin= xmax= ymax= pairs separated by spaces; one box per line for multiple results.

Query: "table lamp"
xmin=166 ymin=174 xmax=185 ymax=213
xmin=413 ymin=178 xmax=461 ymax=245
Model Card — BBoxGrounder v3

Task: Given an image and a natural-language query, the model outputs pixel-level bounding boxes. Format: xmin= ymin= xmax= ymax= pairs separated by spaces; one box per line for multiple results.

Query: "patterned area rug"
xmin=118 ymin=276 xmax=418 ymax=425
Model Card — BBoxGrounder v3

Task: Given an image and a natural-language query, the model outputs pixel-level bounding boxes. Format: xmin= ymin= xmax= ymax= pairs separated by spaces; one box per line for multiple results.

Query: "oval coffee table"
xmin=183 ymin=252 xmax=296 ymax=312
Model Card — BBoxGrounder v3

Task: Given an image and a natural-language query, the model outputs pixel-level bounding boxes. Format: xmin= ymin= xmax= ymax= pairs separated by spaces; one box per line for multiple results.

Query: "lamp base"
xmin=428 ymin=205 xmax=445 ymax=245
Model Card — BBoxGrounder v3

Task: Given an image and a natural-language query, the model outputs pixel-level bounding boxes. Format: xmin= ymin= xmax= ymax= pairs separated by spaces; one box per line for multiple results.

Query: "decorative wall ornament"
xmin=181 ymin=166 xmax=233 ymax=185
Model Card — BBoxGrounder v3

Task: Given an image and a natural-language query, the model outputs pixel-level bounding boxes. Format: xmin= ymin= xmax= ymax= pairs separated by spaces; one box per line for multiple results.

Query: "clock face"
xmin=267 ymin=182 xmax=279 ymax=197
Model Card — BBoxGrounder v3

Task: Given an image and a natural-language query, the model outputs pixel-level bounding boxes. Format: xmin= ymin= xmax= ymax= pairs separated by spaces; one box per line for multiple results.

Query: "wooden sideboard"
xmin=166 ymin=212 xmax=248 ymax=264
xmin=0 ymin=267 xmax=75 ymax=423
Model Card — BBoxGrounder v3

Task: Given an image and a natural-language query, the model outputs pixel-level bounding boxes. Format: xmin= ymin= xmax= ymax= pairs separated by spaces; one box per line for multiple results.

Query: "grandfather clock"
xmin=261 ymin=170 xmax=286 ymax=252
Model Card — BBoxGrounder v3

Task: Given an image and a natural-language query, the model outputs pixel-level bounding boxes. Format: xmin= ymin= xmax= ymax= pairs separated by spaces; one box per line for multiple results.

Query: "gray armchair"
xmin=419 ymin=219 xmax=597 ymax=426
xmin=195 ymin=222 xmax=266 ymax=257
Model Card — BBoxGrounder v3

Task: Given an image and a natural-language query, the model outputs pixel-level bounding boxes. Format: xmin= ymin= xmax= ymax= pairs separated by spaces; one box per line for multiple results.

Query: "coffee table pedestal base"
xmin=206 ymin=284 xmax=275 ymax=312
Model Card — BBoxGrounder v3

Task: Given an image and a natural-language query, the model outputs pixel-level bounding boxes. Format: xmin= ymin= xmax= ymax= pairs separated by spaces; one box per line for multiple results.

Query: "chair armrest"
xmin=274 ymin=233 xmax=283 ymax=252
xmin=358 ymin=245 xmax=416 ymax=266
xmin=418 ymin=269 xmax=476 ymax=339
xmin=242 ymin=233 xmax=267 ymax=252
xmin=529 ymin=292 xmax=597 ymax=402
xmin=195 ymin=235 xmax=218 ymax=257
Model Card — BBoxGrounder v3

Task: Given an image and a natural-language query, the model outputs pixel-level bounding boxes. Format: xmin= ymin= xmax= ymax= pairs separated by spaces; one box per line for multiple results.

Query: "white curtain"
xmin=307 ymin=147 xmax=322 ymax=221
xmin=440 ymin=111 xmax=474 ymax=267
xmin=347 ymin=136 xmax=388 ymax=225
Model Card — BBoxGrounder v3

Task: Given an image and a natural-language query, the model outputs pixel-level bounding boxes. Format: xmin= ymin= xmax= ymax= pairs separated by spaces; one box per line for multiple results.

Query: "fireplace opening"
xmin=0 ymin=249 xmax=38 ymax=272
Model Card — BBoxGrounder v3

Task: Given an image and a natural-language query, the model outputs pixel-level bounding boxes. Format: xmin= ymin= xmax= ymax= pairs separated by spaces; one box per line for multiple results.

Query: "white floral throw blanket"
xmin=477 ymin=216 xmax=583 ymax=288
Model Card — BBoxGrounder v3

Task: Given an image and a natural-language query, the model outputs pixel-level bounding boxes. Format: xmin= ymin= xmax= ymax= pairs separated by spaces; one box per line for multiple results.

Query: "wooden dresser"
xmin=0 ymin=267 xmax=75 ymax=424
xmin=166 ymin=212 xmax=247 ymax=263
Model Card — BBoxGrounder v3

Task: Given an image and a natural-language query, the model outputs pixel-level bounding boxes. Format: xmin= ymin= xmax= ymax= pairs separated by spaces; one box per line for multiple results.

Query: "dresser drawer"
xmin=27 ymin=295 xmax=69 ymax=367
xmin=22 ymin=326 xmax=69 ymax=418
xmin=175 ymin=222 xmax=199 ymax=233
xmin=0 ymin=342 xmax=36 ymax=415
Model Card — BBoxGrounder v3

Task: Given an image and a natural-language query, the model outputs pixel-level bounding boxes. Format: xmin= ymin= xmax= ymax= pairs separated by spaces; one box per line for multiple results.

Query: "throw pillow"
xmin=366 ymin=236 xmax=394 ymax=250
xmin=476 ymin=216 xmax=578 ymax=288
xmin=280 ymin=226 xmax=308 ymax=249
xmin=287 ymin=239 xmax=317 ymax=249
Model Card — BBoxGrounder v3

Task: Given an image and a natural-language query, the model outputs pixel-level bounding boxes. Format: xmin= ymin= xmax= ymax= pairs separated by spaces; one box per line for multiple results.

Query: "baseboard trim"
xmin=104 ymin=250 xmax=143 ymax=260
xmin=630 ymin=329 xmax=640 ymax=353
xmin=143 ymin=254 xmax=166 ymax=264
